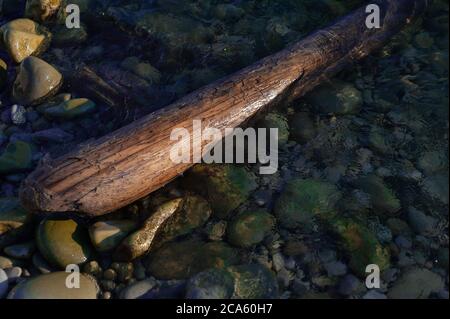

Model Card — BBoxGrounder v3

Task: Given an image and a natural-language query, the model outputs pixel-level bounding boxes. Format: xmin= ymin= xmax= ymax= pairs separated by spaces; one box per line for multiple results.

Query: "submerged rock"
xmin=227 ymin=209 xmax=274 ymax=248
xmin=0 ymin=58 xmax=7 ymax=90
xmin=332 ymin=218 xmax=390 ymax=277
xmin=4 ymin=241 xmax=35 ymax=259
xmin=306 ymin=81 xmax=362 ymax=115
xmin=183 ymin=164 xmax=257 ymax=218
xmin=290 ymin=111 xmax=316 ymax=144
xmin=145 ymin=239 xmax=239 ymax=280
xmin=186 ymin=268 xmax=235 ymax=299
xmin=36 ymin=219 xmax=94 ymax=269
xmin=8 ymin=271 xmax=98 ymax=299
xmin=0 ymin=198 xmax=29 ymax=236
xmin=356 ymin=175 xmax=401 ymax=215
xmin=121 ymin=57 xmax=161 ymax=84
xmin=12 ymin=56 xmax=62 ymax=106
xmin=89 ymin=220 xmax=137 ymax=253
xmin=0 ymin=19 xmax=51 ymax=63
xmin=0 ymin=268 xmax=8 ymax=298
xmin=113 ymin=199 xmax=183 ymax=261
xmin=388 ymin=268 xmax=444 ymax=299
xmin=25 ymin=0 xmax=63 ymax=23
xmin=38 ymin=98 xmax=96 ymax=120
xmin=0 ymin=141 xmax=33 ymax=175
xmin=274 ymin=178 xmax=341 ymax=229
xmin=227 ymin=264 xmax=279 ymax=299
xmin=257 ymin=112 xmax=290 ymax=146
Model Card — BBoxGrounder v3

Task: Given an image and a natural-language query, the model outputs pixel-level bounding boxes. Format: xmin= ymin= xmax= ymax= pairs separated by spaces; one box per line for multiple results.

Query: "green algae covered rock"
xmin=274 ymin=178 xmax=341 ymax=229
xmin=227 ymin=209 xmax=274 ymax=248
xmin=145 ymin=239 xmax=239 ymax=280
xmin=0 ymin=141 xmax=33 ymax=175
xmin=356 ymin=175 xmax=401 ymax=215
xmin=227 ymin=264 xmax=279 ymax=299
xmin=257 ymin=112 xmax=290 ymax=146
xmin=306 ymin=81 xmax=362 ymax=115
xmin=38 ymin=98 xmax=96 ymax=120
xmin=183 ymin=164 xmax=257 ymax=218
xmin=36 ymin=219 xmax=94 ymax=269
xmin=332 ymin=218 xmax=390 ymax=277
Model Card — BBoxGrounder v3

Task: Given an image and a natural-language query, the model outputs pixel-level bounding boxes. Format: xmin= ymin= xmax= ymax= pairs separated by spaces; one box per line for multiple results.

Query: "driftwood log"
xmin=20 ymin=0 xmax=428 ymax=217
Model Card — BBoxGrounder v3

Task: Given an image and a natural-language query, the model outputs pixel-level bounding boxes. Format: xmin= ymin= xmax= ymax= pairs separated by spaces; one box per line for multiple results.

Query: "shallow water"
xmin=0 ymin=0 xmax=448 ymax=300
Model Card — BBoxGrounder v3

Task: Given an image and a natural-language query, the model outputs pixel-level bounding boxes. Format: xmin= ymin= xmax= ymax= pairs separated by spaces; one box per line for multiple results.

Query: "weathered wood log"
xmin=20 ymin=0 xmax=428 ymax=217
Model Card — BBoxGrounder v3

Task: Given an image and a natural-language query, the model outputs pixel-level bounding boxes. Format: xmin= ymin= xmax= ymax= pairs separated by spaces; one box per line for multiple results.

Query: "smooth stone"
xmin=4 ymin=241 xmax=35 ymax=259
xmin=227 ymin=209 xmax=274 ymax=248
xmin=186 ymin=268 xmax=235 ymax=299
xmin=0 ymin=197 xmax=29 ymax=235
xmin=5 ymin=266 xmax=22 ymax=283
xmin=363 ymin=290 xmax=387 ymax=299
xmin=227 ymin=264 xmax=279 ymax=299
xmin=274 ymin=178 xmax=341 ymax=229
xmin=89 ymin=220 xmax=137 ymax=253
xmin=0 ymin=268 xmax=8 ymax=298
xmin=0 ymin=256 xmax=15 ymax=269
xmin=324 ymin=261 xmax=347 ymax=277
xmin=388 ymin=268 xmax=444 ymax=299
xmin=110 ymin=262 xmax=134 ymax=283
xmin=0 ymin=58 xmax=7 ymax=89
xmin=53 ymin=24 xmax=88 ymax=45
xmin=119 ymin=278 xmax=157 ymax=299
xmin=36 ymin=219 xmax=94 ymax=269
xmin=8 ymin=272 xmax=98 ymax=299
xmin=25 ymin=0 xmax=63 ymax=23
xmin=337 ymin=274 xmax=363 ymax=296
xmin=12 ymin=56 xmax=62 ymax=106
xmin=39 ymin=98 xmax=96 ymax=119
xmin=121 ymin=57 xmax=161 ymax=84
xmin=31 ymin=128 xmax=73 ymax=144
xmin=257 ymin=112 xmax=290 ymax=146
xmin=0 ymin=19 xmax=51 ymax=63
xmin=0 ymin=141 xmax=33 ymax=175
xmin=140 ymin=280 xmax=186 ymax=299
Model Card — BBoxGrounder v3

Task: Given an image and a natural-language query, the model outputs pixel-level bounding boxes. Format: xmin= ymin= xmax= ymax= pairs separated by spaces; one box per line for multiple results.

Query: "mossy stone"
xmin=227 ymin=209 xmax=274 ymax=248
xmin=39 ymin=98 xmax=96 ymax=120
xmin=274 ymin=178 xmax=341 ymax=229
xmin=186 ymin=268 xmax=235 ymax=299
xmin=356 ymin=175 xmax=400 ymax=215
xmin=184 ymin=164 xmax=257 ymax=218
xmin=332 ymin=218 xmax=390 ymax=277
xmin=0 ymin=141 xmax=33 ymax=175
xmin=145 ymin=239 xmax=239 ymax=280
xmin=257 ymin=112 xmax=290 ymax=146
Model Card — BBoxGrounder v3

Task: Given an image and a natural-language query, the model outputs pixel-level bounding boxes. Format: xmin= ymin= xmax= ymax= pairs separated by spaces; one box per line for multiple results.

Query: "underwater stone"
xmin=387 ymin=267 xmax=444 ymax=299
xmin=12 ymin=56 xmax=62 ymax=106
xmin=290 ymin=111 xmax=316 ymax=144
xmin=25 ymin=0 xmax=63 ymax=23
xmin=0 ymin=198 xmax=29 ymax=236
xmin=332 ymin=218 xmax=390 ymax=277
xmin=8 ymin=271 xmax=98 ymax=299
xmin=227 ymin=209 xmax=274 ymax=248
xmin=186 ymin=268 xmax=235 ymax=299
xmin=38 ymin=98 xmax=96 ymax=120
xmin=52 ymin=23 xmax=88 ymax=45
xmin=274 ymin=178 xmax=341 ymax=230
xmin=0 ymin=58 xmax=7 ymax=90
xmin=89 ymin=220 xmax=137 ymax=253
xmin=4 ymin=241 xmax=35 ymax=259
xmin=227 ymin=264 xmax=279 ymax=299
xmin=121 ymin=57 xmax=161 ymax=85
xmin=414 ymin=32 xmax=434 ymax=49
xmin=257 ymin=112 xmax=290 ymax=146
xmin=306 ymin=81 xmax=362 ymax=115
xmin=113 ymin=199 xmax=183 ymax=261
xmin=36 ymin=218 xmax=94 ymax=269
xmin=407 ymin=207 xmax=439 ymax=236
xmin=183 ymin=164 xmax=257 ymax=219
xmin=0 ymin=19 xmax=51 ymax=63
xmin=0 ymin=141 xmax=33 ymax=175
xmin=356 ymin=175 xmax=401 ymax=215
xmin=145 ymin=239 xmax=239 ymax=280
xmin=417 ymin=150 xmax=448 ymax=175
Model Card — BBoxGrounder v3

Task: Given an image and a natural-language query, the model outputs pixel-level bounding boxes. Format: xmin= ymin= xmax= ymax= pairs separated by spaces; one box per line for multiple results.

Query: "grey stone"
xmin=5 ymin=266 xmax=22 ymax=283
xmin=324 ymin=261 xmax=348 ymax=277
xmin=338 ymin=274 xmax=362 ymax=296
xmin=120 ymin=278 xmax=157 ymax=299
xmin=407 ymin=207 xmax=438 ymax=236
xmin=0 ymin=268 xmax=8 ymax=298
xmin=388 ymin=268 xmax=444 ymax=299
xmin=363 ymin=290 xmax=387 ymax=299
xmin=11 ymin=105 xmax=27 ymax=125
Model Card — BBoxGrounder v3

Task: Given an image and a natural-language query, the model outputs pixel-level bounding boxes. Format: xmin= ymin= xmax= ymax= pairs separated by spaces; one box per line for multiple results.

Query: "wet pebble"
xmin=10 ymin=105 xmax=27 ymax=125
xmin=120 ymin=278 xmax=157 ymax=299
xmin=4 ymin=242 xmax=35 ymax=259
xmin=0 ymin=268 xmax=8 ymax=298
xmin=4 ymin=266 xmax=22 ymax=284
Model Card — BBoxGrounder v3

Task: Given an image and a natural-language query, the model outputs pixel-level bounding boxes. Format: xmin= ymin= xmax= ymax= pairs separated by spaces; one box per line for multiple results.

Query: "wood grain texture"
xmin=19 ymin=0 xmax=428 ymax=217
